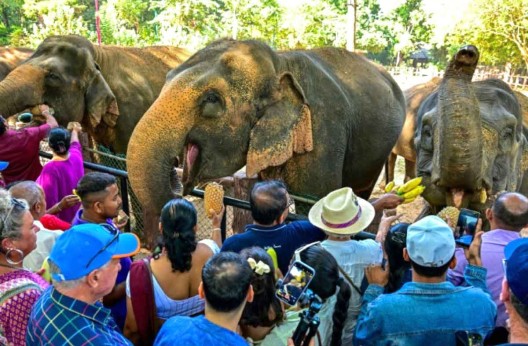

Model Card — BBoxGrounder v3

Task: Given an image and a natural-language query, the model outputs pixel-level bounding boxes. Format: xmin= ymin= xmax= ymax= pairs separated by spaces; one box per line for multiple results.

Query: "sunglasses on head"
xmin=0 ymin=198 xmax=26 ymax=234
xmin=294 ymin=241 xmax=321 ymax=263
xmin=84 ymin=223 xmax=120 ymax=269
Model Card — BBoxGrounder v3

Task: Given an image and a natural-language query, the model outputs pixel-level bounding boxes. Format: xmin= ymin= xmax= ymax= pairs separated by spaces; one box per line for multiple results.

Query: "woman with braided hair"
xmin=124 ymin=198 xmax=224 ymax=345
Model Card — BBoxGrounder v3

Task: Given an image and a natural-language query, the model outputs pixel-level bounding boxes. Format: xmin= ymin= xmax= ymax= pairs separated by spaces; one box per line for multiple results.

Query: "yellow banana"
xmin=479 ymin=189 xmax=487 ymax=204
xmin=403 ymin=196 xmax=417 ymax=204
xmin=402 ymin=185 xmax=425 ymax=199
xmin=385 ymin=181 xmax=395 ymax=193
xmin=397 ymin=177 xmax=423 ymax=195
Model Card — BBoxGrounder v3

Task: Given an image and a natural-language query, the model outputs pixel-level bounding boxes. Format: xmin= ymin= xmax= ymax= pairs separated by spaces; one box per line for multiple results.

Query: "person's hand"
xmin=38 ymin=104 xmax=58 ymax=128
xmin=288 ymin=337 xmax=315 ymax=346
xmin=374 ymin=193 xmax=404 ymax=211
xmin=376 ymin=212 xmax=403 ymax=243
xmin=67 ymin=121 xmax=82 ymax=133
xmin=38 ymin=104 xmax=51 ymax=115
xmin=114 ymin=211 xmax=129 ymax=230
xmin=465 ymin=221 xmax=483 ymax=267
xmin=58 ymin=194 xmax=81 ymax=210
xmin=365 ymin=262 xmax=389 ymax=287
xmin=209 ymin=204 xmax=225 ymax=229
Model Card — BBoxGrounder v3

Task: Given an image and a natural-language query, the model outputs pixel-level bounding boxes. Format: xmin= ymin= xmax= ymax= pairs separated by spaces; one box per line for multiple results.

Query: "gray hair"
xmin=9 ymin=181 xmax=43 ymax=208
xmin=48 ymin=258 xmax=111 ymax=290
xmin=0 ymin=189 xmax=29 ymax=240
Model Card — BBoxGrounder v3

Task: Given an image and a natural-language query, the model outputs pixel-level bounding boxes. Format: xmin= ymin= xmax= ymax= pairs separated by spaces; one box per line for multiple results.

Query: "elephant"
xmin=127 ymin=38 xmax=406 ymax=245
xmin=386 ymin=77 xmax=528 ymax=186
xmin=0 ymin=35 xmax=191 ymax=153
xmin=386 ymin=76 xmax=442 ymax=184
xmin=414 ymin=45 xmax=528 ymax=216
xmin=0 ymin=47 xmax=33 ymax=81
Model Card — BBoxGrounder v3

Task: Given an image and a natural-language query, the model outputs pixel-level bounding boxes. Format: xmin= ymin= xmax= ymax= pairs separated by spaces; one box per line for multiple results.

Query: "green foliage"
xmin=443 ymin=0 xmax=527 ymax=70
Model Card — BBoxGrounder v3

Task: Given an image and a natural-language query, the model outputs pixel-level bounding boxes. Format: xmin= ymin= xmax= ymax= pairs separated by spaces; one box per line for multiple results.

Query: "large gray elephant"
xmin=414 ymin=45 xmax=528 ymax=215
xmin=127 ymin=38 xmax=406 ymax=243
xmin=0 ymin=35 xmax=191 ymax=153
xmin=0 ymin=47 xmax=33 ymax=81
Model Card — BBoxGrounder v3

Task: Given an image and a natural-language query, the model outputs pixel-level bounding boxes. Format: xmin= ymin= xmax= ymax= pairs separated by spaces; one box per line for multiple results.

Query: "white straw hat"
xmin=308 ymin=187 xmax=375 ymax=235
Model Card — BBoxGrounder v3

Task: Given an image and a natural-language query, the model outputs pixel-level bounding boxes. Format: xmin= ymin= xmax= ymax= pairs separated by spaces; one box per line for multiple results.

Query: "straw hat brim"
xmin=308 ymin=196 xmax=375 ymax=235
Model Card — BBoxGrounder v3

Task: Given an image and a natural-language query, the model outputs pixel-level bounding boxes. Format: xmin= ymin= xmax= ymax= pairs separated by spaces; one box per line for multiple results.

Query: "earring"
xmin=6 ymin=248 xmax=24 ymax=265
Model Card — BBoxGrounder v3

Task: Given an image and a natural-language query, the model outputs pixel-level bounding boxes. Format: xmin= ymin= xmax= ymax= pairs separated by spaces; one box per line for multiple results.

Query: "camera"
xmin=276 ymin=261 xmax=322 ymax=346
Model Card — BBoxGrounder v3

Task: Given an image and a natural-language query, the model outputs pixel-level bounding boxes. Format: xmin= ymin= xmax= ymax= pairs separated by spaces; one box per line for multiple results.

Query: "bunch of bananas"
xmin=385 ymin=177 xmax=425 ymax=204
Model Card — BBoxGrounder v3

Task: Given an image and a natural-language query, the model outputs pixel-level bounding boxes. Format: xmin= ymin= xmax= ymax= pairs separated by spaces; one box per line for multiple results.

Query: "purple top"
xmin=449 ymin=229 xmax=520 ymax=327
xmin=71 ymin=209 xmax=132 ymax=331
xmin=37 ymin=141 xmax=84 ymax=223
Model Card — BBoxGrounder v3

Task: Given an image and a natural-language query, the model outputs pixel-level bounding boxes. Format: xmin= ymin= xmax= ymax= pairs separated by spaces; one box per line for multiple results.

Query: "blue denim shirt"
xmin=354 ymin=265 xmax=497 ymax=346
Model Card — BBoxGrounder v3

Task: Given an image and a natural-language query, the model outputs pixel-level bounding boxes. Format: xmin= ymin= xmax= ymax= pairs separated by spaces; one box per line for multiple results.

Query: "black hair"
xmin=239 ymin=247 xmax=283 ymax=328
xmin=202 ymin=252 xmax=253 ymax=313
xmin=300 ymin=245 xmax=351 ymax=346
xmin=410 ymin=255 xmax=454 ymax=278
xmin=249 ymin=180 xmax=288 ymax=225
xmin=384 ymin=223 xmax=411 ymax=293
xmin=48 ymin=127 xmax=71 ymax=155
xmin=157 ymin=198 xmax=198 ymax=272
xmin=492 ymin=192 xmax=528 ymax=230
xmin=76 ymin=172 xmax=116 ymax=206
xmin=0 ymin=116 xmax=6 ymax=136
xmin=511 ymin=290 xmax=528 ymax=323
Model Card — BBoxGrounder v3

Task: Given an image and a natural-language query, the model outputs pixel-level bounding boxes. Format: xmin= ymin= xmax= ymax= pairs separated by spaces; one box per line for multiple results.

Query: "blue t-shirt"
xmin=221 ymin=220 xmax=325 ymax=274
xmin=154 ymin=315 xmax=247 ymax=346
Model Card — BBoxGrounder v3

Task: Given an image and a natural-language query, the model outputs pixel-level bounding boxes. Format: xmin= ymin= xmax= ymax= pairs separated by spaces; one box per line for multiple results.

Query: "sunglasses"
xmin=85 ymin=223 xmax=120 ymax=269
xmin=294 ymin=241 xmax=321 ymax=263
xmin=0 ymin=198 xmax=26 ymax=234
xmin=389 ymin=230 xmax=407 ymax=245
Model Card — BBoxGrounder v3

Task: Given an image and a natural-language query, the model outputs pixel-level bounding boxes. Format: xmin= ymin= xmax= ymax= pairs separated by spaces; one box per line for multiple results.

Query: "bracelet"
xmin=57 ymin=204 xmax=62 ymax=211
xmin=212 ymin=228 xmax=221 ymax=232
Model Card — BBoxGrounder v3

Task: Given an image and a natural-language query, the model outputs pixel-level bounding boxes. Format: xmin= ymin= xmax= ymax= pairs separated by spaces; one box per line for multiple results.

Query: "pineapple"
xmin=437 ymin=207 xmax=460 ymax=230
xmin=204 ymin=182 xmax=224 ymax=217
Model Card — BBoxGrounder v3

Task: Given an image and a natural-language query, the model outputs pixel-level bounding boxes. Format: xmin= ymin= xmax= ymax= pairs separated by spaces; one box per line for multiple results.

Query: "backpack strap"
xmin=337 ymin=265 xmax=364 ymax=296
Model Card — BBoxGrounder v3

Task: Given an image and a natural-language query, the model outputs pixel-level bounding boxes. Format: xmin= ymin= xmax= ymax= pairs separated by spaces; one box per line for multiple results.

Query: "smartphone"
xmin=276 ymin=261 xmax=315 ymax=306
xmin=455 ymin=208 xmax=480 ymax=247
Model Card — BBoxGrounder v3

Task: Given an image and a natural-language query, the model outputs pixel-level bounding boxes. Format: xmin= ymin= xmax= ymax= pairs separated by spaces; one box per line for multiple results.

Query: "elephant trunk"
xmin=127 ymin=84 xmax=198 ymax=244
xmin=433 ymin=45 xmax=483 ymax=191
xmin=0 ymin=65 xmax=45 ymax=116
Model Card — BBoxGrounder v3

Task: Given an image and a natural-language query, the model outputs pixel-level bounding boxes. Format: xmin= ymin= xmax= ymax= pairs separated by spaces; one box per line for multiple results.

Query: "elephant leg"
xmin=386 ymin=152 xmax=397 ymax=185
xmin=404 ymin=159 xmax=416 ymax=182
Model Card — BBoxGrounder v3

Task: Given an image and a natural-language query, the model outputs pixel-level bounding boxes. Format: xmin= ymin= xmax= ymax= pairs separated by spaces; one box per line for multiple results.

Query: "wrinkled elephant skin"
xmin=414 ymin=46 xmax=528 ymax=215
xmin=127 ymin=39 xmax=406 ymax=244
xmin=0 ymin=35 xmax=191 ymax=153
xmin=0 ymin=47 xmax=33 ymax=81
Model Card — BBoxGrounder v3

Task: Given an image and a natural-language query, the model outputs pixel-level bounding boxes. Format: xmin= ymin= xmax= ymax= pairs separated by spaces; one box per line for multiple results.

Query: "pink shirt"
xmin=0 ymin=124 xmax=50 ymax=185
xmin=37 ymin=142 xmax=84 ymax=223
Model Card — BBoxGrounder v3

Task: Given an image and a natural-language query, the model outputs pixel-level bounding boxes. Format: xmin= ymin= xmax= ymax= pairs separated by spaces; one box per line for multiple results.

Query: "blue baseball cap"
xmin=504 ymin=238 xmax=528 ymax=305
xmin=407 ymin=215 xmax=456 ymax=267
xmin=0 ymin=162 xmax=8 ymax=171
xmin=49 ymin=223 xmax=140 ymax=282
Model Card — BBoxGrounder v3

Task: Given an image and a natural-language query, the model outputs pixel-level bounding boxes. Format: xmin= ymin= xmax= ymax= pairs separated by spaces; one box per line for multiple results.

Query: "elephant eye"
xmin=46 ymin=72 xmax=61 ymax=81
xmin=200 ymin=91 xmax=225 ymax=118
xmin=421 ymin=125 xmax=433 ymax=151
xmin=499 ymin=127 xmax=514 ymax=152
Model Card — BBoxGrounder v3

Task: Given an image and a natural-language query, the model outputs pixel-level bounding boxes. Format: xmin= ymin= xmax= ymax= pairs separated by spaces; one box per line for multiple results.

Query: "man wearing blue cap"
xmin=499 ymin=238 xmax=528 ymax=345
xmin=354 ymin=216 xmax=497 ymax=345
xmin=26 ymin=223 xmax=140 ymax=345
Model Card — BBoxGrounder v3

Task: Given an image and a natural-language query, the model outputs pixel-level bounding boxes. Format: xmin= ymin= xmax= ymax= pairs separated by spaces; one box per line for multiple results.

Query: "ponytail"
xmin=330 ymin=277 xmax=351 ymax=346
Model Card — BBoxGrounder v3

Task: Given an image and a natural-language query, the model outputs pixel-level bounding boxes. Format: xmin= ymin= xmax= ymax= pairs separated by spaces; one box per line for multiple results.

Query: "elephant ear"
xmin=85 ymin=69 xmax=120 ymax=130
xmin=246 ymin=72 xmax=313 ymax=177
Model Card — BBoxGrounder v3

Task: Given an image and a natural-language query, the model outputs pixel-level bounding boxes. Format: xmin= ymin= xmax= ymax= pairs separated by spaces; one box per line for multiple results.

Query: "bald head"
xmin=9 ymin=181 xmax=45 ymax=219
xmin=491 ymin=192 xmax=528 ymax=230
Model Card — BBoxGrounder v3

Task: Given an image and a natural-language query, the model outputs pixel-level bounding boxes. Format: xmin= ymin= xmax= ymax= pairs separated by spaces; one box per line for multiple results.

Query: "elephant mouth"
xmin=182 ymin=142 xmax=201 ymax=194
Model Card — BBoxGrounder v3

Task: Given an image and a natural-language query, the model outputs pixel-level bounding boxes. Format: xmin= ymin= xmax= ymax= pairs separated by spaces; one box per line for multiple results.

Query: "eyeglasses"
xmin=294 ymin=241 xmax=321 ymax=263
xmin=0 ymin=198 xmax=26 ymax=234
xmin=85 ymin=223 xmax=120 ymax=269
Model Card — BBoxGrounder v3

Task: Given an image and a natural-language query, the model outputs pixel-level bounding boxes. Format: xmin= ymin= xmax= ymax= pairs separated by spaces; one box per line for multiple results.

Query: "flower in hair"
xmin=247 ymin=258 xmax=271 ymax=275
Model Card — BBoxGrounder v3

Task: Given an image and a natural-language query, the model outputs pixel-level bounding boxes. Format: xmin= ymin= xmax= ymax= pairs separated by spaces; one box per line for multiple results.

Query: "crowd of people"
xmin=1 ymin=108 xmax=528 ymax=346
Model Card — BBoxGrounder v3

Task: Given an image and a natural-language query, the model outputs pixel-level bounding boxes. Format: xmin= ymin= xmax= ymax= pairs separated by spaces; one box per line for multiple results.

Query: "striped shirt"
xmin=26 ymin=287 xmax=132 ymax=345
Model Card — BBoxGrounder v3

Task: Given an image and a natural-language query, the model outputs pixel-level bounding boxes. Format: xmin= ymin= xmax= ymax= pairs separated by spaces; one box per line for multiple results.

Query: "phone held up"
xmin=276 ymin=261 xmax=315 ymax=306
xmin=455 ymin=208 xmax=481 ymax=248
